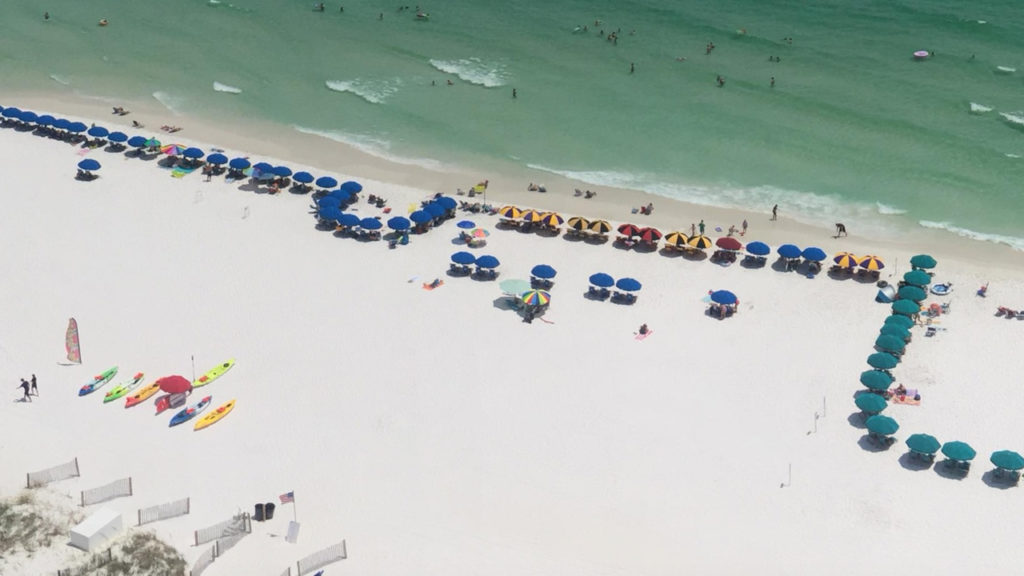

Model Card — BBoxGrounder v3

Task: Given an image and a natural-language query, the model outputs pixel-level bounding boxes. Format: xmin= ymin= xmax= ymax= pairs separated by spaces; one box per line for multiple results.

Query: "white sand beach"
xmin=2 ymin=99 xmax=1024 ymax=576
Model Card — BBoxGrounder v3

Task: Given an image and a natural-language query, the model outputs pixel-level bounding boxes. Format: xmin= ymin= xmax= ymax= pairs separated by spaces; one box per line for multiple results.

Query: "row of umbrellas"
xmin=588 ymin=273 xmax=642 ymax=292
xmin=831 ymin=252 xmax=885 ymax=271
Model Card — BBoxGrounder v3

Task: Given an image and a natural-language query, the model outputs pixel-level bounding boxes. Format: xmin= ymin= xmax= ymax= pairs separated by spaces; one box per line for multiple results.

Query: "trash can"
xmin=264 ymin=502 xmax=275 ymax=520
xmin=254 ymin=503 xmax=265 ymax=522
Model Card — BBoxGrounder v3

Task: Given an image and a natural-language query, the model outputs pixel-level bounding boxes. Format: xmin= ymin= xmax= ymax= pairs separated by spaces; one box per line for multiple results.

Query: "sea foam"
xmin=152 ymin=91 xmax=186 ymax=115
xmin=292 ymin=125 xmax=444 ymax=171
xmin=969 ymin=102 xmax=992 ymax=113
xmin=999 ymin=112 xmax=1024 ymax=129
xmin=876 ymin=202 xmax=907 ymax=215
xmin=919 ymin=220 xmax=1024 ymax=252
xmin=49 ymin=74 xmax=71 ymax=86
xmin=325 ymin=79 xmax=400 ymax=104
xmin=213 ymin=82 xmax=242 ymax=94
xmin=429 ymin=58 xmax=507 ymax=87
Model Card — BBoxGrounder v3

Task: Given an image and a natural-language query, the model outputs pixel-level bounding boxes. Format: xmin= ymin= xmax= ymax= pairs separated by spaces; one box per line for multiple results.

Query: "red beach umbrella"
xmin=639 ymin=227 xmax=662 ymax=243
xmin=157 ymin=375 xmax=192 ymax=395
xmin=716 ymin=237 xmax=743 ymax=251
xmin=617 ymin=223 xmax=642 ymax=237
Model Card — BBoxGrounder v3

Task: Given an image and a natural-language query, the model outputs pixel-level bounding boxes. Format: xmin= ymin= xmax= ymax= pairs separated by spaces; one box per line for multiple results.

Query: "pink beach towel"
xmin=635 ymin=330 xmax=654 ymax=341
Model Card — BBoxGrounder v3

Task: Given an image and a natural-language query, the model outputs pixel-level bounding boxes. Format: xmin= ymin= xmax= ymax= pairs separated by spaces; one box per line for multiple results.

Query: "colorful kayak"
xmin=169 ymin=395 xmax=212 ymax=427
xmin=103 ymin=372 xmax=145 ymax=403
xmin=192 ymin=359 xmax=235 ymax=388
xmin=154 ymin=393 xmax=180 ymax=415
xmin=194 ymin=399 xmax=236 ymax=431
xmin=79 ymin=366 xmax=118 ymax=396
xmin=125 ymin=381 xmax=161 ymax=408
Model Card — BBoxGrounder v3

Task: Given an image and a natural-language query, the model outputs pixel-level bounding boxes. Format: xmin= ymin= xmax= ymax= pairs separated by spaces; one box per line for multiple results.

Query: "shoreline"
xmin=8 ymin=88 xmax=1024 ymax=278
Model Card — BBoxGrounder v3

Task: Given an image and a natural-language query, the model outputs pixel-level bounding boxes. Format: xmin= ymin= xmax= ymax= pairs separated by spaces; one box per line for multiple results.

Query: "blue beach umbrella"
xmin=616 ymin=278 xmax=642 ymax=292
xmin=127 ymin=135 xmax=148 ymax=148
xmin=77 ymin=159 xmax=101 ymax=171
xmin=865 ymin=414 xmax=899 ymax=436
xmin=87 ymin=126 xmax=109 ymax=138
xmin=589 ymin=272 xmax=614 ymax=287
xmin=317 ymin=196 xmax=343 ymax=209
xmin=315 ymin=176 xmax=338 ymax=189
xmin=710 ymin=290 xmax=738 ymax=305
xmin=293 ymin=171 xmax=314 ymax=184
xmin=253 ymin=162 xmax=274 ymax=173
xmin=206 ymin=153 xmax=228 ymax=165
xmin=229 ymin=157 xmax=251 ymax=170
xmin=107 ymin=131 xmax=128 ymax=143
xmin=36 ymin=114 xmax=56 ymax=126
xmin=777 ymin=244 xmax=801 ymax=259
xmin=745 ymin=241 xmax=770 ymax=256
xmin=457 ymin=220 xmax=476 ymax=229
xmin=801 ymin=247 xmax=827 ymax=261
xmin=327 ymin=189 xmax=353 ymax=203
xmin=67 ymin=122 xmax=88 ymax=133
xmin=476 ymin=255 xmax=500 ymax=269
xmin=339 ymin=180 xmax=362 ymax=193
xmin=1 ymin=107 xmax=22 ymax=118
xmin=318 ymin=205 xmax=344 ymax=223
xmin=435 ymin=196 xmax=457 ymax=210
xmin=451 ymin=251 xmax=476 ymax=265
xmin=273 ymin=165 xmax=292 ymax=177
xmin=52 ymin=118 xmax=71 ymax=130
xmin=359 ymin=217 xmax=382 ymax=230
xmin=19 ymin=111 xmax=39 ymax=123
xmin=410 ymin=210 xmax=432 ymax=224
xmin=338 ymin=213 xmax=360 ymax=227
xmin=531 ymin=264 xmax=557 ymax=279
xmin=387 ymin=216 xmax=411 ymax=231
xmin=425 ymin=202 xmax=446 ymax=219
xmin=183 ymin=147 xmax=205 ymax=159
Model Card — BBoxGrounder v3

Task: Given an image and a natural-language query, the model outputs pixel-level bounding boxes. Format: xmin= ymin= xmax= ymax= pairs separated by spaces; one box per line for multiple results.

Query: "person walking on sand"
xmin=771 ymin=204 xmax=778 ymax=221
xmin=18 ymin=378 xmax=31 ymax=402
xmin=698 ymin=219 xmax=705 ymax=235
xmin=742 ymin=219 xmax=748 ymax=236
xmin=30 ymin=374 xmax=38 ymax=396
xmin=690 ymin=222 xmax=696 ymax=236
xmin=835 ymin=222 xmax=847 ymax=237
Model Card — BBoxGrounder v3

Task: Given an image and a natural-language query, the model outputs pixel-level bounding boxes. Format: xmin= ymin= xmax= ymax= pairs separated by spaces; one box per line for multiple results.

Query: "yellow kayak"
xmin=193 ymin=359 xmax=235 ymax=388
xmin=194 ymin=399 xmax=235 ymax=431
xmin=125 ymin=380 xmax=161 ymax=408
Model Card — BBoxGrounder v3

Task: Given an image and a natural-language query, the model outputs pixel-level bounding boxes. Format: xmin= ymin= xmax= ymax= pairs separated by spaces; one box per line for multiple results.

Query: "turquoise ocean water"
xmin=2 ymin=0 xmax=1023 ymax=248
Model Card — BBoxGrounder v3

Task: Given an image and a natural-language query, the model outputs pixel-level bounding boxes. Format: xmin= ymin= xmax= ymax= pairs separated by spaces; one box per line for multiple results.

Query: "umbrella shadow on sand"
xmin=846 ymin=412 xmax=868 ymax=429
xmin=857 ymin=434 xmax=894 ymax=453
xmin=981 ymin=469 xmax=1020 ymax=489
xmin=492 ymin=296 xmax=518 ymax=312
xmin=898 ymin=452 xmax=934 ymax=472
xmin=933 ymin=460 xmax=971 ymax=480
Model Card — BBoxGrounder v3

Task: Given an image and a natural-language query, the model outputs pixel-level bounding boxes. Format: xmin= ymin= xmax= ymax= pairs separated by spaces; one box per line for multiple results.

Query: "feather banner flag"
xmin=65 ymin=318 xmax=81 ymax=364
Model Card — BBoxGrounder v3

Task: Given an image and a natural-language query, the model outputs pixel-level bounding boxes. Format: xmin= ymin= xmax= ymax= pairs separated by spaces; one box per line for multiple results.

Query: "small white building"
xmin=70 ymin=507 xmax=122 ymax=552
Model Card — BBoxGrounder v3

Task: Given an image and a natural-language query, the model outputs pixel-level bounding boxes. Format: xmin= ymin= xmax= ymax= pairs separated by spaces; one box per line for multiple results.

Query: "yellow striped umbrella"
xmin=858 ymin=255 xmax=885 ymax=271
xmin=539 ymin=212 xmax=564 ymax=227
xmin=520 ymin=209 xmax=544 ymax=223
xmin=566 ymin=216 xmax=590 ymax=231
xmin=833 ymin=252 xmax=859 ymax=268
xmin=497 ymin=205 xmax=522 ymax=219
xmin=688 ymin=234 xmax=713 ymax=250
xmin=664 ymin=231 xmax=690 ymax=248
xmin=589 ymin=219 xmax=612 ymax=234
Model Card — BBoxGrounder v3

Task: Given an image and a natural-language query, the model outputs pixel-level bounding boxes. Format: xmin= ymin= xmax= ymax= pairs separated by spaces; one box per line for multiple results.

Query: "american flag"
xmin=279 ymin=491 xmax=294 ymax=504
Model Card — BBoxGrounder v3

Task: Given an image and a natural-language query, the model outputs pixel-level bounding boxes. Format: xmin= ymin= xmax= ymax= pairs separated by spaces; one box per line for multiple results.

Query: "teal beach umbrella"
xmin=875 ymin=334 xmax=906 ymax=354
xmin=892 ymin=299 xmax=920 ymax=317
xmin=865 ymin=414 xmax=899 ymax=436
xmin=855 ymin=394 xmax=888 ymax=414
xmin=941 ymin=441 xmax=976 ymax=461
xmin=884 ymin=314 xmax=914 ymax=329
xmin=897 ymin=285 xmax=927 ymax=302
xmin=860 ymin=370 xmax=893 ymax=391
xmin=990 ymin=450 xmax=1024 ymax=471
xmin=905 ymin=433 xmax=941 ymax=455
xmin=867 ymin=352 xmax=899 ymax=370
xmin=910 ymin=254 xmax=937 ymax=269
xmin=879 ymin=324 xmax=910 ymax=340
xmin=903 ymin=270 xmax=931 ymax=287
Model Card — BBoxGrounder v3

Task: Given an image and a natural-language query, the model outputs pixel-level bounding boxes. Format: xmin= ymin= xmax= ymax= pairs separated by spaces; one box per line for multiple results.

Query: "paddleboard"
xmin=103 ymin=372 xmax=145 ymax=403
xmin=125 ymin=381 xmax=161 ymax=408
xmin=194 ymin=399 xmax=236 ymax=431
xmin=169 ymin=395 xmax=212 ymax=427
xmin=193 ymin=359 xmax=235 ymax=388
xmin=79 ymin=366 xmax=118 ymax=396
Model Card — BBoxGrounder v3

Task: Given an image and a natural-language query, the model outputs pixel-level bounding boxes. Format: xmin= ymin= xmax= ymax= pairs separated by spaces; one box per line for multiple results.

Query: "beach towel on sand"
xmin=635 ymin=330 xmax=654 ymax=341
xmin=171 ymin=166 xmax=197 ymax=178
xmin=422 ymin=280 xmax=444 ymax=291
